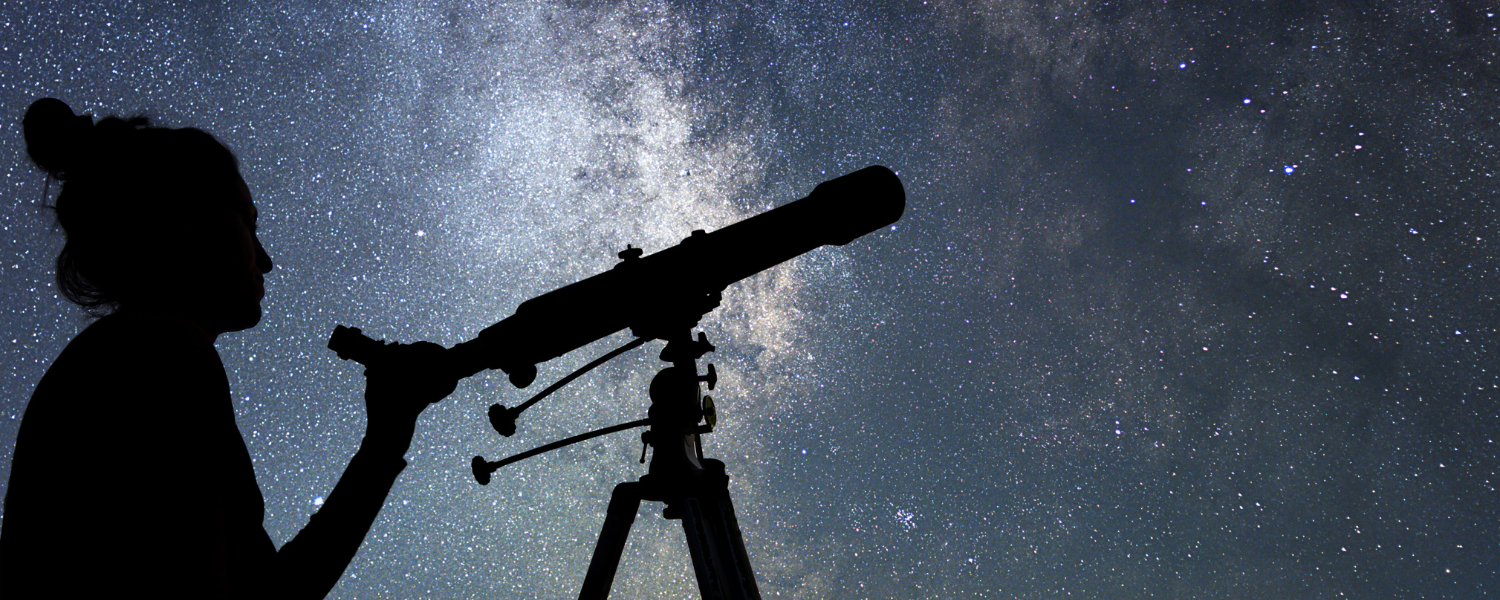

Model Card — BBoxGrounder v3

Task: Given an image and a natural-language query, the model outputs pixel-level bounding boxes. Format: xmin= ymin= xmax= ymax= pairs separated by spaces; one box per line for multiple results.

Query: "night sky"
xmin=1 ymin=1 xmax=1497 ymax=598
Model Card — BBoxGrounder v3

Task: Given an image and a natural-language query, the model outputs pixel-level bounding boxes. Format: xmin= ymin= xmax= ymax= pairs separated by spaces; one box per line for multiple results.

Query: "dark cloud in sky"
xmin=1 ymin=1 xmax=1496 ymax=598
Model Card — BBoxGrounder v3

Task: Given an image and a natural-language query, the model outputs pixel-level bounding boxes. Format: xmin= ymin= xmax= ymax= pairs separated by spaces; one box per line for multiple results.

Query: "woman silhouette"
xmin=0 ymin=98 xmax=455 ymax=599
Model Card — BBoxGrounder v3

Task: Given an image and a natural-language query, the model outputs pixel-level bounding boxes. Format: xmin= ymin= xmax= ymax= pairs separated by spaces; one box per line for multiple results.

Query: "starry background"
xmin=0 ymin=1 xmax=1496 ymax=598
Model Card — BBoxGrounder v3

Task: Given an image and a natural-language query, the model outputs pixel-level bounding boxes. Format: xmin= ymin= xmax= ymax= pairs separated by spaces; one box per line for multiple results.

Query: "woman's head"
xmin=23 ymin=98 xmax=273 ymax=334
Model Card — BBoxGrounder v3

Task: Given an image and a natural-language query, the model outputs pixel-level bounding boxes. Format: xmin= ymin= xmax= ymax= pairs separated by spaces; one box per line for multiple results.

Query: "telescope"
xmin=330 ymin=165 xmax=905 ymax=387
xmin=328 ymin=165 xmax=904 ymax=600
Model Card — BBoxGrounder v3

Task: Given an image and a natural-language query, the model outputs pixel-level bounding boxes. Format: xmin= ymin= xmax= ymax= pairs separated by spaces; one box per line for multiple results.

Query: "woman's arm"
xmin=269 ymin=341 xmax=458 ymax=600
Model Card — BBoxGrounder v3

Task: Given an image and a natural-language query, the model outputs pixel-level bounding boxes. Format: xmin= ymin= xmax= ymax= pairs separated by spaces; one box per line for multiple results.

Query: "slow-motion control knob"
xmin=698 ymin=364 xmax=717 ymax=390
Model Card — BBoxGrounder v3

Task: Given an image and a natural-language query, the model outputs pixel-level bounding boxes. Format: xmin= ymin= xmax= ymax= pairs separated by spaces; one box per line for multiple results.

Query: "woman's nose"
xmin=255 ymin=238 xmax=274 ymax=274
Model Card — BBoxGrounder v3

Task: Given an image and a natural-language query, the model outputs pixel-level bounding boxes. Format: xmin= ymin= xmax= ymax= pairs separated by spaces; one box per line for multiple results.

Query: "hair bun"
xmin=23 ymin=98 xmax=95 ymax=178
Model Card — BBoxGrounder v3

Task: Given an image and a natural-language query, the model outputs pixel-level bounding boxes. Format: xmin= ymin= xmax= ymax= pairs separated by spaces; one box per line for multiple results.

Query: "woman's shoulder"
xmin=62 ymin=312 xmax=219 ymax=365
xmin=14 ymin=314 xmax=228 ymax=484
xmin=34 ymin=312 xmax=226 ymax=410
xmin=79 ymin=311 xmax=215 ymax=345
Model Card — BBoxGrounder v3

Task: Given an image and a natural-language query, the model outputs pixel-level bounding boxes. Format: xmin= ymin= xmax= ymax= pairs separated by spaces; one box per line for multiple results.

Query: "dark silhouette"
xmin=317 ymin=165 xmax=899 ymax=600
xmin=325 ymin=164 xmax=904 ymax=599
xmin=333 ymin=164 xmax=907 ymax=392
xmin=0 ymin=98 xmax=456 ymax=599
xmin=2 ymin=92 xmax=907 ymax=600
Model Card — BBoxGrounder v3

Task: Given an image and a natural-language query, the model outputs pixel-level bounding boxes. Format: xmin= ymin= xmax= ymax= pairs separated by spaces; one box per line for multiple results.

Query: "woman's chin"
xmin=217 ymin=304 xmax=264 ymax=334
xmin=236 ymin=305 xmax=264 ymax=331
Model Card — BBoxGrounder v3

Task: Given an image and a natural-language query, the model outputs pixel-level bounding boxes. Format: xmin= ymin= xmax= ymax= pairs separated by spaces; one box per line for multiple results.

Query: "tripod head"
xmin=469 ymin=328 xmax=719 ymax=486
xmin=643 ymin=330 xmax=718 ymax=478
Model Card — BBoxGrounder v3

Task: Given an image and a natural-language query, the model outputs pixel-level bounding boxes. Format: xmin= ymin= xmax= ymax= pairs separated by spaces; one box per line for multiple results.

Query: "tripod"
xmin=337 ymin=165 xmax=905 ymax=598
xmin=579 ymin=329 xmax=761 ymax=600
xmin=580 ymin=459 xmax=760 ymax=600
xmin=472 ymin=328 xmax=763 ymax=600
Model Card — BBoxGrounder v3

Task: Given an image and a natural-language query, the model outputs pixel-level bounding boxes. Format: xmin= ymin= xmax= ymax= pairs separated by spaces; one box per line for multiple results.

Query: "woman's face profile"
xmin=215 ymin=177 xmax=275 ymax=333
xmin=144 ymin=174 xmax=274 ymax=337
xmin=219 ymin=178 xmax=274 ymax=334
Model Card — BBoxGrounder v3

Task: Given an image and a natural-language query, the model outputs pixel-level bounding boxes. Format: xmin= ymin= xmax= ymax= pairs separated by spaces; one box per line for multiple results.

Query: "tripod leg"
xmin=681 ymin=496 xmax=727 ymax=600
xmin=680 ymin=468 xmax=762 ymax=600
xmin=706 ymin=490 xmax=761 ymax=600
xmin=579 ymin=482 xmax=644 ymax=600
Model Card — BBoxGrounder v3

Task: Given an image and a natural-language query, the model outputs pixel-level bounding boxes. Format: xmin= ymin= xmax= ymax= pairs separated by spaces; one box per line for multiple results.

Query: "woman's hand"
xmin=361 ymin=341 xmax=459 ymax=455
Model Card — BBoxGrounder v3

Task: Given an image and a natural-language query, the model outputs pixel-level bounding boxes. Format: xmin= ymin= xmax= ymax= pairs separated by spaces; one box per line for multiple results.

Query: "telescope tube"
xmin=342 ymin=165 xmax=905 ymax=386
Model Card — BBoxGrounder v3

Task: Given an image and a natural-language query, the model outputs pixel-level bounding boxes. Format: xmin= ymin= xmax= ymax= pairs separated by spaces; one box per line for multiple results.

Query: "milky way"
xmin=1 ymin=1 xmax=1496 ymax=598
